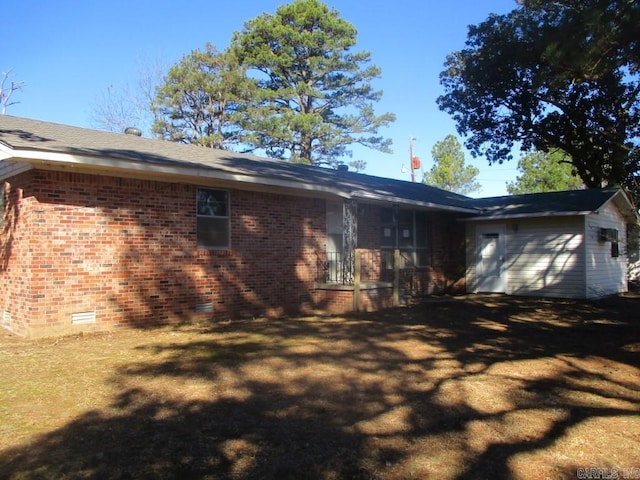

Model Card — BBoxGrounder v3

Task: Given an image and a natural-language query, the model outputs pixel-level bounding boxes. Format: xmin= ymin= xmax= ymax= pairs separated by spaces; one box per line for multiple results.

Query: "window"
xmin=196 ymin=188 xmax=230 ymax=249
xmin=380 ymin=208 xmax=430 ymax=267
xmin=611 ymin=241 xmax=620 ymax=258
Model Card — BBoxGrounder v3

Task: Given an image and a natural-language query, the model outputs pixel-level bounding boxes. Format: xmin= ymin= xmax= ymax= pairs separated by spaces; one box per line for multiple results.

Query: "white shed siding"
xmin=465 ymin=222 xmax=478 ymax=293
xmin=584 ymin=202 xmax=628 ymax=298
xmin=466 ymin=217 xmax=586 ymax=298
xmin=630 ymin=222 xmax=640 ymax=281
xmin=505 ymin=217 xmax=585 ymax=298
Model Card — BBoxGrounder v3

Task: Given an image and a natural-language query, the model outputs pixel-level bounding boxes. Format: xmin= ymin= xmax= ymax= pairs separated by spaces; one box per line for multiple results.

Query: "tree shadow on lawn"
xmin=1 ymin=295 xmax=639 ymax=479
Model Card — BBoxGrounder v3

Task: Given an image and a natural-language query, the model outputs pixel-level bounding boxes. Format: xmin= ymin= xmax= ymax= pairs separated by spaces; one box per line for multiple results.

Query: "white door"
xmin=476 ymin=225 xmax=506 ymax=293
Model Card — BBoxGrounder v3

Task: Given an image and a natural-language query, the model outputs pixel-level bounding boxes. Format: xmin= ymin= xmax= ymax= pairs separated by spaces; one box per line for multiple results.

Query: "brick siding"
xmin=1 ymin=169 xmax=466 ymax=338
xmin=1 ymin=170 xmax=326 ymax=337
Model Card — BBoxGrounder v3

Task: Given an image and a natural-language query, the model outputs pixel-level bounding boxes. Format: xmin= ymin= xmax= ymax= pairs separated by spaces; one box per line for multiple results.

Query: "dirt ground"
xmin=0 ymin=292 xmax=639 ymax=480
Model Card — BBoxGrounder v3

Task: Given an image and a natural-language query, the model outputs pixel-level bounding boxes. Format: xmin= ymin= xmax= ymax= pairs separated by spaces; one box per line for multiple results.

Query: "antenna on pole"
xmin=409 ymin=136 xmax=421 ymax=183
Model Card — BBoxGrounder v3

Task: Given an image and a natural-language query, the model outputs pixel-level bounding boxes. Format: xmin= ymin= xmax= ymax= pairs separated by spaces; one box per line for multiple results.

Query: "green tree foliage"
xmin=230 ymin=0 xmax=395 ymax=167
xmin=506 ymin=150 xmax=584 ymax=195
xmin=423 ymin=134 xmax=481 ymax=195
xmin=152 ymin=44 xmax=255 ymax=150
xmin=438 ymin=0 xmax=640 ymax=203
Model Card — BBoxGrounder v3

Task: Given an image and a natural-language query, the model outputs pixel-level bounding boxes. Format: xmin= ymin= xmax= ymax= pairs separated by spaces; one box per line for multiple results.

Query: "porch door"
xmin=476 ymin=225 xmax=506 ymax=293
xmin=326 ymin=201 xmax=344 ymax=282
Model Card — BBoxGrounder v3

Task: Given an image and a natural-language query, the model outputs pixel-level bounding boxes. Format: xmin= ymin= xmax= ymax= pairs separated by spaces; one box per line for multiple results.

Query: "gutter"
xmin=462 ymin=210 xmax=595 ymax=221
xmin=351 ymin=191 xmax=480 ymax=214
xmin=1 ymin=146 xmax=486 ymax=214
xmin=0 ymin=147 xmax=351 ymax=200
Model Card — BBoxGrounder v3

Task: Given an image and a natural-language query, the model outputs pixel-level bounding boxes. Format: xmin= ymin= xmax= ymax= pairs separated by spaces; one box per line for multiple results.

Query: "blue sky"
xmin=4 ymin=0 xmax=520 ymax=197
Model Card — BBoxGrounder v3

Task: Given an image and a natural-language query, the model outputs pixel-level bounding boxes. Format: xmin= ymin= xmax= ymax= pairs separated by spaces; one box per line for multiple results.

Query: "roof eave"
xmin=599 ymin=189 xmax=639 ymax=223
xmin=351 ymin=191 xmax=479 ymax=214
xmin=1 ymin=148 xmax=351 ymax=199
xmin=2 ymin=147 xmax=486 ymax=213
xmin=462 ymin=210 xmax=594 ymax=222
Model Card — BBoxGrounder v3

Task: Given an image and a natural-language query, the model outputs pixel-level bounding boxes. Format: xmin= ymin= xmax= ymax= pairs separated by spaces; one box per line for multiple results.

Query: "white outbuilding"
xmin=465 ymin=188 xmax=638 ymax=299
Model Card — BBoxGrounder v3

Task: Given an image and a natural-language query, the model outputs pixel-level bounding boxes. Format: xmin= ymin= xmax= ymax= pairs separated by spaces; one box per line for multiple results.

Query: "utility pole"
xmin=409 ymin=137 xmax=415 ymax=183
xmin=409 ymin=136 xmax=420 ymax=183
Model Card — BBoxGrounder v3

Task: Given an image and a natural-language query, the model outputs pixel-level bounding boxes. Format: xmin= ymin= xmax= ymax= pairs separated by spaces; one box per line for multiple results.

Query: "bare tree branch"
xmin=89 ymin=57 xmax=165 ymax=135
xmin=1 ymin=70 xmax=26 ymax=115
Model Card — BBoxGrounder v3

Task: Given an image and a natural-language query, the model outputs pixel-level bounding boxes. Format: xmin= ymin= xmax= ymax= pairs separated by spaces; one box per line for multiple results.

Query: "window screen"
xmin=380 ymin=208 xmax=430 ymax=267
xmin=196 ymin=188 xmax=230 ymax=249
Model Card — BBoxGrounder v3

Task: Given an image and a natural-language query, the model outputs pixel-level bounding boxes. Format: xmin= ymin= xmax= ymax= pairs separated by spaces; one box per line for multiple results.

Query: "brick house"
xmin=1 ymin=116 xmax=476 ymax=337
xmin=1 ymin=116 xmax=636 ymax=337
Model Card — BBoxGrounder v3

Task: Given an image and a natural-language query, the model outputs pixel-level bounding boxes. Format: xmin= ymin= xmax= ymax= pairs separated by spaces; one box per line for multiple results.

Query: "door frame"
xmin=475 ymin=224 xmax=507 ymax=293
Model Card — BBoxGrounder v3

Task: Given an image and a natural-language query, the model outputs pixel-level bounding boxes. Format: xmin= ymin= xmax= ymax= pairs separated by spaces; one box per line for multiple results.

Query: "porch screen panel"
xmin=380 ymin=208 xmax=430 ymax=268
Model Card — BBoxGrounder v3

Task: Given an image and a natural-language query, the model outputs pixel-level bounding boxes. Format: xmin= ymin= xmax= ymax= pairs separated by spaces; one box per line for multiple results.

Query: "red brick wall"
xmin=1 ymin=175 xmax=34 ymax=336
xmin=311 ymin=285 xmax=394 ymax=314
xmin=0 ymin=170 xmax=326 ymax=337
xmin=0 ymin=169 xmax=467 ymax=337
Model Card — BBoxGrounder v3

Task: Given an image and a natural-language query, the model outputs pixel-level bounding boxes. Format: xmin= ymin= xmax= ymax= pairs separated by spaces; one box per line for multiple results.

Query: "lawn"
xmin=1 ymin=294 xmax=639 ymax=479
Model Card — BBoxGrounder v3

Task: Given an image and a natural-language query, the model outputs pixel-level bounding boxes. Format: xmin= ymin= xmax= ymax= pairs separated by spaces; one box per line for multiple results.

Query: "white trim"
xmin=463 ymin=211 xmax=594 ymax=221
xmin=0 ymin=159 xmax=32 ymax=180
xmin=1 ymin=148 xmax=351 ymax=200
xmin=0 ymin=143 xmax=16 ymax=160
xmin=583 ymin=217 xmax=589 ymax=299
xmin=1 ymin=147 xmax=479 ymax=213
xmin=598 ymin=189 xmax=639 ymax=223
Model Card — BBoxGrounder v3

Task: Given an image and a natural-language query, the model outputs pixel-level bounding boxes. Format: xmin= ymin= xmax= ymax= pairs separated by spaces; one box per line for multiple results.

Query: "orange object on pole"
xmin=409 ymin=137 xmax=416 ymax=182
xmin=412 ymin=156 xmax=421 ymax=170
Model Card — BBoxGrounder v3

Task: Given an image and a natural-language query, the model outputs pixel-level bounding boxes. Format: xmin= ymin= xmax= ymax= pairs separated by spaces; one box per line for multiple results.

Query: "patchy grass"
xmin=1 ymin=294 xmax=639 ymax=479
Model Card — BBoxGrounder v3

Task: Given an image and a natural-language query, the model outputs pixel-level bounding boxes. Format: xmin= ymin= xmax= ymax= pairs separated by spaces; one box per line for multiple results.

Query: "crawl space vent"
xmin=2 ymin=311 xmax=11 ymax=327
xmin=195 ymin=302 xmax=214 ymax=313
xmin=71 ymin=311 xmax=96 ymax=325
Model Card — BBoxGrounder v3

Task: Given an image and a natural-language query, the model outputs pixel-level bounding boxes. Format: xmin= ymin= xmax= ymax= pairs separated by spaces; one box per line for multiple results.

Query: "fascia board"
xmin=3 ymin=148 xmax=351 ymax=199
xmin=351 ymin=191 xmax=479 ymax=214
xmin=0 ymin=143 xmax=15 ymax=160
xmin=599 ymin=189 xmax=639 ymax=223
xmin=462 ymin=211 xmax=592 ymax=221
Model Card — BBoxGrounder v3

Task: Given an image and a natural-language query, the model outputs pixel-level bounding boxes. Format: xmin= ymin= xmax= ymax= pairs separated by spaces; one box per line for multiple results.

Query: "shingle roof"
xmin=472 ymin=188 xmax=624 ymax=218
xmin=1 ymin=115 xmax=634 ymax=220
xmin=0 ymin=115 xmax=477 ymax=212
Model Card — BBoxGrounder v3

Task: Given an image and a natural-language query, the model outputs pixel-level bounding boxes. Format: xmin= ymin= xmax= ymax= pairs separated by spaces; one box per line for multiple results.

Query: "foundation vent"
xmin=2 ymin=311 xmax=11 ymax=327
xmin=195 ymin=302 xmax=214 ymax=313
xmin=71 ymin=311 xmax=96 ymax=325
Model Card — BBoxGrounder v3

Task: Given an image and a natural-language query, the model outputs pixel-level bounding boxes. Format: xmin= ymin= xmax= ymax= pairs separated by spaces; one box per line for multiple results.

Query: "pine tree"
xmin=423 ymin=135 xmax=481 ymax=195
xmin=230 ymin=0 xmax=395 ymax=167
